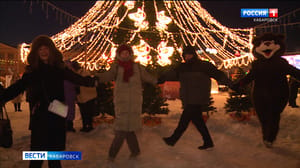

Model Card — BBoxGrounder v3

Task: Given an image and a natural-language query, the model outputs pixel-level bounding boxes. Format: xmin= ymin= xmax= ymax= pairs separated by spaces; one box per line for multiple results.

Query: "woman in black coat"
xmin=0 ymin=35 xmax=96 ymax=168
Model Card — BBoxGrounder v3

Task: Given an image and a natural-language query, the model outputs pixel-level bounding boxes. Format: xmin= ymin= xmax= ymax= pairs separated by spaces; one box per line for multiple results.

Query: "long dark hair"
xmin=27 ymin=35 xmax=64 ymax=70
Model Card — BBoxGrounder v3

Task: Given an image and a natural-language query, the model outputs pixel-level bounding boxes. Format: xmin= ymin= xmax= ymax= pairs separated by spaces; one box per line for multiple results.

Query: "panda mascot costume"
xmin=233 ymin=33 xmax=300 ymax=148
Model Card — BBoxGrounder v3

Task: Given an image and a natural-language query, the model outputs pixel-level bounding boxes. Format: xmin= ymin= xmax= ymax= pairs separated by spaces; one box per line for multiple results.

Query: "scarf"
xmin=117 ymin=60 xmax=134 ymax=82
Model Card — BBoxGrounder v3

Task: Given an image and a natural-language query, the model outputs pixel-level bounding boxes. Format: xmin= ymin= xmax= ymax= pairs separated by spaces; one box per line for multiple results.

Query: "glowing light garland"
xmin=19 ymin=0 xmax=254 ymax=70
xmin=133 ymin=39 xmax=152 ymax=66
xmin=20 ymin=43 xmax=30 ymax=63
xmin=157 ymin=41 xmax=174 ymax=66
xmin=128 ymin=6 xmax=149 ymax=30
xmin=124 ymin=1 xmax=135 ymax=10
xmin=156 ymin=10 xmax=172 ymax=31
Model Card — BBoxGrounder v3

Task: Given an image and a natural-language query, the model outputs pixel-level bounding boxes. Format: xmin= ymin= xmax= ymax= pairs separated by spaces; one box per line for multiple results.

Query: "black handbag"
xmin=0 ymin=105 xmax=13 ymax=148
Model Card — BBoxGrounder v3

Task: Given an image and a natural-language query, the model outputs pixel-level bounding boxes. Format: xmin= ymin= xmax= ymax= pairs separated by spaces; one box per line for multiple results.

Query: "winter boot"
xmin=129 ymin=151 xmax=141 ymax=159
xmin=291 ymin=105 xmax=299 ymax=108
xmin=198 ymin=142 xmax=214 ymax=150
xmin=67 ymin=121 xmax=76 ymax=132
xmin=80 ymin=124 xmax=94 ymax=132
xmin=14 ymin=104 xmax=18 ymax=112
xmin=162 ymin=137 xmax=176 ymax=146
xmin=263 ymin=140 xmax=273 ymax=148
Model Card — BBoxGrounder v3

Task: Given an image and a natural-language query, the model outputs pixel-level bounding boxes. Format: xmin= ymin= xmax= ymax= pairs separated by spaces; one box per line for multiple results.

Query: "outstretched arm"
xmin=64 ymin=68 xmax=96 ymax=87
xmin=230 ymin=70 xmax=255 ymax=92
xmin=0 ymin=73 xmax=30 ymax=103
xmin=206 ymin=63 xmax=232 ymax=86
xmin=139 ymin=65 xmax=157 ymax=85
xmin=157 ymin=67 xmax=179 ymax=84
xmin=94 ymin=63 xmax=118 ymax=83
xmin=284 ymin=61 xmax=300 ymax=81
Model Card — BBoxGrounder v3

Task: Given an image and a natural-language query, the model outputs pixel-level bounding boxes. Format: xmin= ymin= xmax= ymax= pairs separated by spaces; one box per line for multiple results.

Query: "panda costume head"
xmin=252 ymin=33 xmax=286 ymax=60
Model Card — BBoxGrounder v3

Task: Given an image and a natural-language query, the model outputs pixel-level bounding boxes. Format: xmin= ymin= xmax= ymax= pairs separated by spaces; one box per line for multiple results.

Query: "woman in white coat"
xmin=96 ymin=44 xmax=157 ymax=163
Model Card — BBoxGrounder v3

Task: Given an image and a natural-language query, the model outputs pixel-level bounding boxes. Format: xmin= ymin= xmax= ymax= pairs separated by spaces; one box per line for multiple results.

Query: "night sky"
xmin=0 ymin=1 xmax=299 ymax=52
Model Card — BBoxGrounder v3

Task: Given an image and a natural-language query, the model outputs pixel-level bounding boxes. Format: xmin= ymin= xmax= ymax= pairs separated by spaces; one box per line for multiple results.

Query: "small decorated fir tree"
xmin=142 ymin=83 xmax=169 ymax=116
xmin=202 ymin=96 xmax=217 ymax=115
xmin=96 ymin=82 xmax=115 ymax=117
xmin=224 ymin=67 xmax=253 ymax=119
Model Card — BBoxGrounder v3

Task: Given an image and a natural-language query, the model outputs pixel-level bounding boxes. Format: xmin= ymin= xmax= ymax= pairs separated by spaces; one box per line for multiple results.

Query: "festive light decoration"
xmin=0 ymin=59 xmax=18 ymax=64
xmin=19 ymin=1 xmax=254 ymax=70
xmin=128 ymin=7 xmax=149 ymax=30
xmin=128 ymin=8 xmax=146 ymax=22
xmin=206 ymin=48 xmax=218 ymax=55
xmin=124 ymin=1 xmax=135 ymax=10
xmin=234 ymin=50 xmax=241 ymax=57
xmin=156 ymin=10 xmax=172 ymax=31
xmin=20 ymin=43 xmax=31 ymax=63
xmin=133 ymin=39 xmax=152 ymax=66
xmin=157 ymin=41 xmax=174 ymax=66
xmin=223 ymin=53 xmax=254 ymax=69
xmin=157 ymin=11 xmax=172 ymax=25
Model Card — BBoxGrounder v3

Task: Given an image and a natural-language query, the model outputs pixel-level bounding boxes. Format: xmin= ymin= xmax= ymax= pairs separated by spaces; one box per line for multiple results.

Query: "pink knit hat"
xmin=116 ymin=44 xmax=133 ymax=55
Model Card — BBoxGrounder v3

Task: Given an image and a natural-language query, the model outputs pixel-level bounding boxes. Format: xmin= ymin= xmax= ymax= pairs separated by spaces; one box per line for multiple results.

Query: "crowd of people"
xmin=0 ymin=33 xmax=299 ymax=168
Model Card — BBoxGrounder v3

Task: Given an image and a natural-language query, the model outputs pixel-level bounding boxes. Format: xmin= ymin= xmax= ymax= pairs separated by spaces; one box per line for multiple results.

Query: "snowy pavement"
xmin=0 ymin=92 xmax=300 ymax=168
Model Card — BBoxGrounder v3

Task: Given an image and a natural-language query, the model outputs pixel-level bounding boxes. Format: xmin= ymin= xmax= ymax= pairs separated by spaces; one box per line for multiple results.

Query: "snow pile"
xmin=0 ymin=93 xmax=299 ymax=168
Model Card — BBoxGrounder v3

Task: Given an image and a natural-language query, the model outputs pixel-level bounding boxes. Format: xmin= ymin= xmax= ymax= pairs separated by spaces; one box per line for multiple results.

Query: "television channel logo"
xmin=241 ymin=8 xmax=278 ymax=18
xmin=23 ymin=151 xmax=82 ymax=160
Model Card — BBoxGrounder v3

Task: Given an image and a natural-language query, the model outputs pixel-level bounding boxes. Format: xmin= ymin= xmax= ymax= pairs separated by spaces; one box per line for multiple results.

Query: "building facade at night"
xmin=0 ymin=42 xmax=25 ymax=86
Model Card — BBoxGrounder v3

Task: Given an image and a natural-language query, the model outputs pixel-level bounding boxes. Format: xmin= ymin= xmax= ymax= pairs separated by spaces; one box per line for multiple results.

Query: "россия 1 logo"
xmin=241 ymin=8 xmax=278 ymax=22
xmin=269 ymin=8 xmax=278 ymax=17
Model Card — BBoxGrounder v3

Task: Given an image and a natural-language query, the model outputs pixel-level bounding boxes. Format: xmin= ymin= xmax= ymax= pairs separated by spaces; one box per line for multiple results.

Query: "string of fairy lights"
xmin=20 ymin=0 xmax=254 ymax=70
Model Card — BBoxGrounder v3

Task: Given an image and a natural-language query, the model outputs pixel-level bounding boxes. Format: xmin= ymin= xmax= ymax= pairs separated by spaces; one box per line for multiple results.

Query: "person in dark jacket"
xmin=76 ymin=65 xmax=97 ymax=132
xmin=0 ymin=35 xmax=97 ymax=168
xmin=64 ymin=60 xmax=78 ymax=132
xmin=158 ymin=45 xmax=232 ymax=150
xmin=288 ymin=76 xmax=300 ymax=108
xmin=232 ymin=33 xmax=300 ymax=148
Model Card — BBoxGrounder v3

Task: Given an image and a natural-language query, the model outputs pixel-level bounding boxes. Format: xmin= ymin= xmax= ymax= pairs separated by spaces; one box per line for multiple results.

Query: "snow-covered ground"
xmin=1 ymin=92 xmax=300 ymax=168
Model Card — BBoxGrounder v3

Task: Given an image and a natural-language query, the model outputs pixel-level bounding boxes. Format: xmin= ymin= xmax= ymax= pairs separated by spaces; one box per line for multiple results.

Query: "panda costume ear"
xmin=252 ymin=33 xmax=285 ymax=45
xmin=275 ymin=34 xmax=286 ymax=56
xmin=274 ymin=34 xmax=285 ymax=44
xmin=252 ymin=36 xmax=262 ymax=46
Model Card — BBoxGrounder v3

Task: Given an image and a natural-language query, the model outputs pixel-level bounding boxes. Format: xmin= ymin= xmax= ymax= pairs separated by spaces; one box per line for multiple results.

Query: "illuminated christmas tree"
xmin=20 ymin=1 xmax=255 ymax=117
xmin=21 ymin=1 xmax=254 ymax=70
